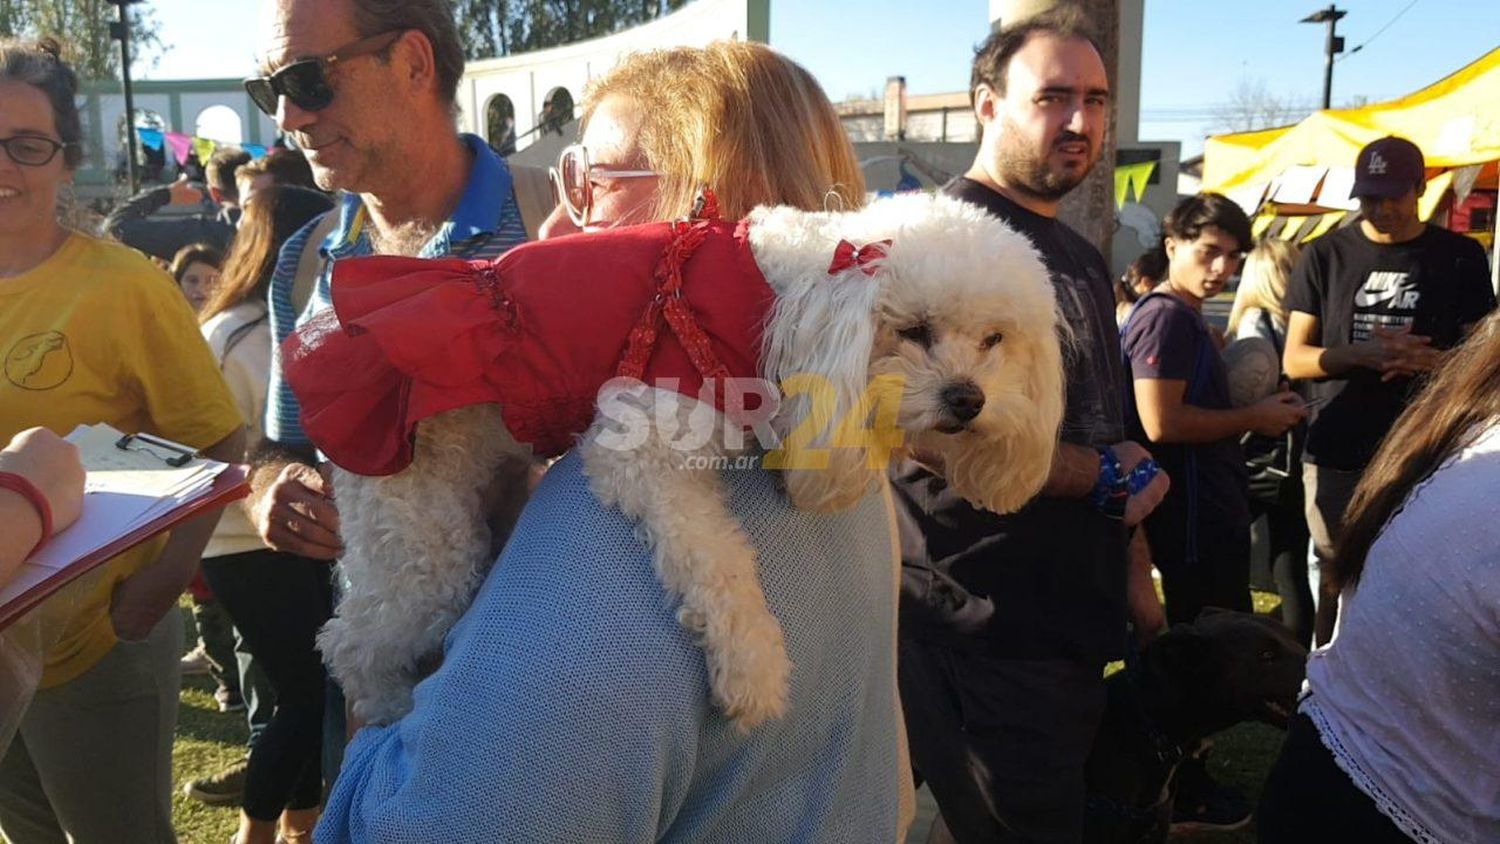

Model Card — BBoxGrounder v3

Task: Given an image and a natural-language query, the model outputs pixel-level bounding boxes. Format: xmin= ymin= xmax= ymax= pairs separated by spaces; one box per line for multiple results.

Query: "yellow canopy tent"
xmin=1203 ymin=47 xmax=1500 ymax=284
xmin=1203 ymin=46 xmax=1500 ymax=197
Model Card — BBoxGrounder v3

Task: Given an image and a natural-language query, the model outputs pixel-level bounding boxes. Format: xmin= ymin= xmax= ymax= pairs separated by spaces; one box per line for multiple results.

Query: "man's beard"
xmin=996 ymin=128 xmax=1096 ymax=202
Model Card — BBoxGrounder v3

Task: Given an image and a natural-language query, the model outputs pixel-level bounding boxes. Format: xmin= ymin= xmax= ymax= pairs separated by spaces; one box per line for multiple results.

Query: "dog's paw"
xmin=676 ymin=605 xmax=709 ymax=635
xmin=705 ymin=614 xmax=792 ymax=732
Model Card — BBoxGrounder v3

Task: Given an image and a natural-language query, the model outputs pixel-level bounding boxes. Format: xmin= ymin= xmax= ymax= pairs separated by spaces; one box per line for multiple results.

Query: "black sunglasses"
xmin=244 ymin=30 xmax=403 ymax=117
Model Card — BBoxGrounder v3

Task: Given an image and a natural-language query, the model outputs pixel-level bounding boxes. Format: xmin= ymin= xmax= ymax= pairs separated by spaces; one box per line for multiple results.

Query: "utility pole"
xmin=107 ymin=0 xmax=145 ymax=194
xmin=1300 ymin=5 xmax=1346 ymax=110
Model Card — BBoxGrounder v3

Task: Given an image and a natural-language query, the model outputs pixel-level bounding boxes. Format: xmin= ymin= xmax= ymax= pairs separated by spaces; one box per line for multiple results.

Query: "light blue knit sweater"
xmin=318 ymin=451 xmax=903 ymax=843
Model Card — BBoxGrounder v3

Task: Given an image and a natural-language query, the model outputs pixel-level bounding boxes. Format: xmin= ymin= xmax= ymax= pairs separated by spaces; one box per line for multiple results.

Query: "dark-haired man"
xmin=1284 ymin=135 xmax=1495 ymax=643
xmin=1122 ymin=192 xmax=1305 ymax=627
xmin=894 ymin=7 xmax=1169 ymax=842
xmin=101 ymin=146 xmax=251 ymax=259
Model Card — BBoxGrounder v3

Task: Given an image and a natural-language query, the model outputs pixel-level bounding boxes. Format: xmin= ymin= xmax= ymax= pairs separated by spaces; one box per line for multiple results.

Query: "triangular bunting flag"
xmin=244 ymin=144 xmax=268 ymax=160
xmin=192 ymin=137 xmax=217 ymax=163
xmin=136 ymin=128 xmax=164 ymax=151
xmin=1127 ymin=161 xmax=1155 ymax=206
xmin=165 ymin=132 xmax=193 ymax=165
xmin=1114 ymin=165 xmax=1131 ymax=210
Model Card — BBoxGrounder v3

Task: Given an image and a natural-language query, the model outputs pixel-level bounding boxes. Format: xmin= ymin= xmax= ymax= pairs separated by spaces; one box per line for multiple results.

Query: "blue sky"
xmin=142 ymin=0 xmax=1500 ymax=156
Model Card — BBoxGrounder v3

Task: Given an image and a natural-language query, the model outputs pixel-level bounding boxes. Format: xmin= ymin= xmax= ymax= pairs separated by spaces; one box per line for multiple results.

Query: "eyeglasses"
xmin=547 ymin=143 xmax=658 ymax=228
xmin=0 ymin=135 xmax=71 ymax=167
xmin=244 ymin=31 xmax=404 ymax=117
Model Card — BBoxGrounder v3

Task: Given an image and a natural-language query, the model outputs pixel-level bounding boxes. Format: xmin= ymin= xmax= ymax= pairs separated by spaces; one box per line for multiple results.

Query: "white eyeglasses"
xmin=547 ymin=143 xmax=658 ymax=228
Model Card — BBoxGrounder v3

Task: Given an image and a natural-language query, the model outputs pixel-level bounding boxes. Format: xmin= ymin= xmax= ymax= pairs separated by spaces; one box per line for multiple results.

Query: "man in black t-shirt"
xmin=893 ymin=8 xmax=1169 ymax=843
xmin=1285 ymin=135 xmax=1495 ymax=643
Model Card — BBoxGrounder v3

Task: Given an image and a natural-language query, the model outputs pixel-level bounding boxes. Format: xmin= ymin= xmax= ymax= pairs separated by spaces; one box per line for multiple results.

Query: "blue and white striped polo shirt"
xmin=264 ymin=134 xmax=529 ymax=446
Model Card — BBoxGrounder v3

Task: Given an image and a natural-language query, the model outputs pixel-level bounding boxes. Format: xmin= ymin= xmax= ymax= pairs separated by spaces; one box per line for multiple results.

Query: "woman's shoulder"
xmin=202 ymin=302 xmax=270 ymax=354
xmin=69 ymin=233 xmax=170 ymax=281
xmin=61 ymin=234 xmax=184 ymax=304
xmin=1233 ymin=306 xmax=1279 ymax=341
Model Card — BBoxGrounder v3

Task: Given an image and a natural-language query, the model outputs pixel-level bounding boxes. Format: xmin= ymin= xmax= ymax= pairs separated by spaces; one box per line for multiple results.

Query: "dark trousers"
xmin=1251 ymin=498 xmax=1313 ymax=647
xmin=1258 ymin=712 xmax=1411 ymax=843
xmin=899 ymin=635 xmax=1107 ymax=844
xmin=1150 ymin=524 xmax=1252 ymax=626
xmin=201 ymin=549 xmax=332 ymax=820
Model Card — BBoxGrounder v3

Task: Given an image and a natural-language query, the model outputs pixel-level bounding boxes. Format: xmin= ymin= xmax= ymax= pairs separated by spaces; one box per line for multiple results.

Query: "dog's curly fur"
xmin=321 ymin=193 xmax=1065 ymax=729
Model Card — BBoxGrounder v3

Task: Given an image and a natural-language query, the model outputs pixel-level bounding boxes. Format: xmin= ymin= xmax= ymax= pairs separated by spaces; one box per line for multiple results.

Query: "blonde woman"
xmin=1228 ymin=238 xmax=1299 ymax=345
xmin=1227 ymin=238 xmax=1314 ymax=646
xmin=318 ymin=42 xmax=910 ymax=844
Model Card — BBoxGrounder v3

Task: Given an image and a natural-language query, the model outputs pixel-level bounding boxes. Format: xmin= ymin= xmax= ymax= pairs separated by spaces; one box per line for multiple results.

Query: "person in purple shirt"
xmin=1120 ymin=192 xmax=1306 ymax=829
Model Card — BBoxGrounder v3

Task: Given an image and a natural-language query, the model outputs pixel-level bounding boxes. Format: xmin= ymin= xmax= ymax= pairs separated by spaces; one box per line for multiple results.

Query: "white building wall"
xmin=458 ymin=0 xmax=767 ymax=151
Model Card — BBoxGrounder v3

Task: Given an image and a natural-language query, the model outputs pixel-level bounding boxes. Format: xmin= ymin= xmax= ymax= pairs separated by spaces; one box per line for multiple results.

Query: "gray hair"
xmin=348 ymin=0 xmax=465 ymax=105
xmin=0 ymin=37 xmax=83 ymax=169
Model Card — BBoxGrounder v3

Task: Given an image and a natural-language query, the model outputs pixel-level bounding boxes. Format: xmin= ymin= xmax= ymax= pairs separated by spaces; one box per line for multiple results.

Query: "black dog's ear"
xmin=1151 ymin=626 xmax=1216 ymax=678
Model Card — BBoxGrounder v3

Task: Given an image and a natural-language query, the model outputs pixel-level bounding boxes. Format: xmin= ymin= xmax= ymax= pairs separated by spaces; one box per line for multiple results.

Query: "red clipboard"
xmin=0 ymin=464 xmax=250 ymax=631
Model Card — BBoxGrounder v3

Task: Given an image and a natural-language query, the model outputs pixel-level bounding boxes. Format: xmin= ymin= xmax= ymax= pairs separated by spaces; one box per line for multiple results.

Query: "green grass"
xmin=174 ymin=601 xmax=247 ymax=844
xmin=172 ymin=594 xmax=1289 ymax=843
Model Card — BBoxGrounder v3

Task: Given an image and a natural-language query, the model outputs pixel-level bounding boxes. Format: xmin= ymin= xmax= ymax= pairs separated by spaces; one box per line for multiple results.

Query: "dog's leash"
xmin=1085 ymin=629 xmax=1186 ymax=840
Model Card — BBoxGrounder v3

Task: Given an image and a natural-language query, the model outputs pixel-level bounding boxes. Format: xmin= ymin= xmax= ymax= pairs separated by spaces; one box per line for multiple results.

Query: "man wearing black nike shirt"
xmin=1285 ymin=136 xmax=1494 ymax=644
xmin=893 ymin=8 xmax=1169 ymax=843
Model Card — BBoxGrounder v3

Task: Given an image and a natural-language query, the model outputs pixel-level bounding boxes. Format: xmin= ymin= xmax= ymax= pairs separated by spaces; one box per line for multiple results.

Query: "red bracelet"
xmin=0 ymin=471 xmax=53 ymax=559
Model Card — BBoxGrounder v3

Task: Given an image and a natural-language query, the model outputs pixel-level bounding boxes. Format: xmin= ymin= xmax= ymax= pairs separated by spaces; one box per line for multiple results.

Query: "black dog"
xmin=1083 ymin=609 xmax=1308 ymax=844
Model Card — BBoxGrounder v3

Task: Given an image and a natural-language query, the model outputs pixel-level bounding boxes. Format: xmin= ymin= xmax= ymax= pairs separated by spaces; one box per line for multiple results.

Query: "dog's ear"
xmin=916 ymin=218 xmax=1066 ymax=516
xmin=1150 ymin=625 xmax=1220 ymax=684
xmin=751 ymin=206 xmax=887 ymax=511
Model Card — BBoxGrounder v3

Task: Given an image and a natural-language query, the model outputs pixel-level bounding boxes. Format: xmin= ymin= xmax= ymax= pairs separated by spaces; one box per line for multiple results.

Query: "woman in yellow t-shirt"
xmin=0 ymin=38 xmax=244 ymax=843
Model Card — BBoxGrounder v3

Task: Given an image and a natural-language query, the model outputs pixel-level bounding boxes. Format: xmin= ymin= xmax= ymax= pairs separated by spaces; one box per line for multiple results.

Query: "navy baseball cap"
xmin=1350 ymin=136 xmax=1425 ymax=200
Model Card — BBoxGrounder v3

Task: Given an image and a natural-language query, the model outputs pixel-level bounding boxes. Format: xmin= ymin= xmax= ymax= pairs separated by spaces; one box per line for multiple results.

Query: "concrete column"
xmin=884 ymin=76 xmax=907 ymax=142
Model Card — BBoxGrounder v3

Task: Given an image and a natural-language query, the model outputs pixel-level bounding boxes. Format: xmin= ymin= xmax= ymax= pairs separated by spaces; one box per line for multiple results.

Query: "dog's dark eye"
xmin=982 ymin=331 xmax=1004 ymax=349
xmin=898 ymin=323 xmax=933 ymax=348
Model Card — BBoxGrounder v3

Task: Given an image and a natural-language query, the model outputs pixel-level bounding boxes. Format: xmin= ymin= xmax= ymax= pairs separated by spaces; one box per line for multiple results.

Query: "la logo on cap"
xmin=1367 ymin=152 xmax=1388 ymax=175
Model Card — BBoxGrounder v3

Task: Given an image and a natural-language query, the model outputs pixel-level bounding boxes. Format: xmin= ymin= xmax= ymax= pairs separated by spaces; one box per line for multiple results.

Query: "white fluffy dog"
xmin=309 ymin=192 xmax=1064 ymax=730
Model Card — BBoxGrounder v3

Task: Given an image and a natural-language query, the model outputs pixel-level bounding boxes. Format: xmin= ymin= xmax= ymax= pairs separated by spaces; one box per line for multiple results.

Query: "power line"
xmin=1337 ymin=0 xmax=1422 ymax=62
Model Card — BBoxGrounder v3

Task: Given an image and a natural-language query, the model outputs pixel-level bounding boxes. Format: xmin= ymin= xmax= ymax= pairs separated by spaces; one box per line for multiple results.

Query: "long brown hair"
xmin=581 ymin=41 xmax=865 ymax=221
xmin=200 ymin=185 xmax=332 ymax=323
xmin=1335 ymin=312 xmax=1500 ymax=588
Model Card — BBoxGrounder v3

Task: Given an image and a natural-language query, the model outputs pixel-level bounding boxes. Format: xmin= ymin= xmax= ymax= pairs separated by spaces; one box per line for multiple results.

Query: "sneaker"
xmin=1170 ymin=781 xmax=1253 ymax=832
xmin=180 ymin=645 xmax=211 ymax=676
xmin=215 ymin=686 xmax=246 ymax=713
xmin=184 ymin=759 xmax=248 ymax=806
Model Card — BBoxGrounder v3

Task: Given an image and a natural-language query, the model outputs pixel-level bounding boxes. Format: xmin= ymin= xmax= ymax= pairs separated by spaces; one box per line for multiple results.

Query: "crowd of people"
xmin=0 ymin=1 xmax=1495 ymax=843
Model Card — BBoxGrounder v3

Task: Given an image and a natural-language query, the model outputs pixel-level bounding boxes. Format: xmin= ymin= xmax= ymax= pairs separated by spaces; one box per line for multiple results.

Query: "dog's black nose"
xmin=942 ymin=381 xmax=985 ymax=422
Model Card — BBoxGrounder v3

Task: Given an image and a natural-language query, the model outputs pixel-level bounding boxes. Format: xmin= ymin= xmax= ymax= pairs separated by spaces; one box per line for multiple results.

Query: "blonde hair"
xmin=1228 ymin=238 xmax=1299 ymax=336
xmin=581 ymin=41 xmax=865 ymax=220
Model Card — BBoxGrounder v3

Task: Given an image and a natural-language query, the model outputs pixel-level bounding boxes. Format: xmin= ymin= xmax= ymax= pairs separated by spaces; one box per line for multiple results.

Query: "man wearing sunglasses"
xmin=242 ymin=0 xmax=532 ymax=813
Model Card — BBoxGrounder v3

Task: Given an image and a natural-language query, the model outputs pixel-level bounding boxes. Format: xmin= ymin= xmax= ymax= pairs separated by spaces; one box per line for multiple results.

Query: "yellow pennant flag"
xmin=192 ymin=137 xmax=217 ymax=163
xmin=1279 ymin=216 xmax=1310 ymax=241
xmin=1128 ymin=161 xmax=1156 ymax=206
xmin=1114 ymin=166 xmax=1132 ymax=210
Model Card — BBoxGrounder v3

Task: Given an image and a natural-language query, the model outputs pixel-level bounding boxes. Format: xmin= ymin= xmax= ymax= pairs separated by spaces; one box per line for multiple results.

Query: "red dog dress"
xmin=282 ymin=211 xmax=775 ymax=475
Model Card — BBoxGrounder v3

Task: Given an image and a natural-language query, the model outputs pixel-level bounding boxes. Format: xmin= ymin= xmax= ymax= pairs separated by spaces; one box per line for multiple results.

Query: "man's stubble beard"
xmin=995 ymin=122 xmax=1097 ymax=204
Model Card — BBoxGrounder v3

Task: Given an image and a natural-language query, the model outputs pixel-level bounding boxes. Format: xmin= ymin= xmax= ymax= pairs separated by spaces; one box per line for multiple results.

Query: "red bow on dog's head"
xmin=827 ymin=238 xmax=892 ymax=277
